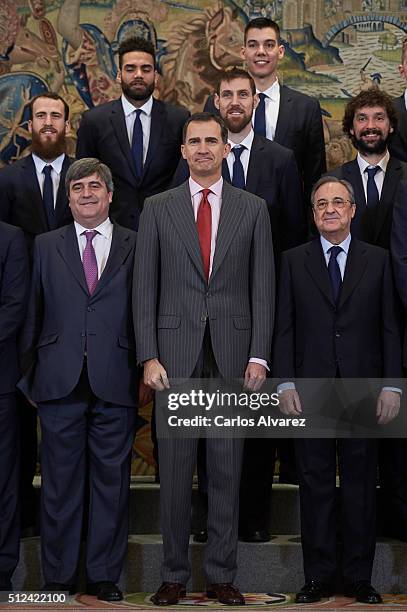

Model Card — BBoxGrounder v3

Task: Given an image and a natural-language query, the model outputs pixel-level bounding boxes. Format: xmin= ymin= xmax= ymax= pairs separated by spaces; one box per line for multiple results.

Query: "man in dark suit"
xmin=0 ymin=92 xmax=73 ymax=536
xmin=204 ymin=17 xmax=326 ymax=208
xmin=19 ymin=159 xmax=137 ymax=601
xmin=330 ymin=88 xmax=407 ymax=250
xmin=134 ymin=113 xmax=274 ymax=606
xmin=0 ymin=223 xmax=29 ymax=591
xmin=76 ymin=36 xmax=190 ymax=230
xmin=273 ymin=176 xmax=402 ymax=605
xmin=389 ymin=39 xmax=407 ymax=162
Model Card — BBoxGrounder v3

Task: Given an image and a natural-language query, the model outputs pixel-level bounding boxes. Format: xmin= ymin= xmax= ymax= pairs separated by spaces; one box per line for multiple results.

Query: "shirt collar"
xmin=320 ymin=233 xmax=352 ymax=256
xmin=121 ymin=93 xmax=153 ymax=117
xmin=32 ymin=152 xmax=65 ymax=175
xmin=357 ymin=149 xmax=390 ymax=174
xmin=189 ymin=176 xmax=223 ymax=198
xmin=256 ymin=79 xmax=279 ymax=101
xmin=228 ymin=129 xmax=254 ymax=153
xmin=74 ymin=217 xmax=113 ymax=239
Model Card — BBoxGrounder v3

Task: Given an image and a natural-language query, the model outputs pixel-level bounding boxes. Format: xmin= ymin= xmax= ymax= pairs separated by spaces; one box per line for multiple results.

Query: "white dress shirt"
xmin=357 ymin=150 xmax=389 ymax=203
xmin=121 ymin=94 xmax=153 ymax=163
xmin=188 ymin=176 xmax=267 ymax=369
xmin=74 ymin=217 xmax=113 ymax=278
xmin=253 ymin=79 xmax=280 ymax=141
xmin=226 ymin=129 xmax=254 ymax=181
xmin=32 ymin=153 xmax=65 ymax=208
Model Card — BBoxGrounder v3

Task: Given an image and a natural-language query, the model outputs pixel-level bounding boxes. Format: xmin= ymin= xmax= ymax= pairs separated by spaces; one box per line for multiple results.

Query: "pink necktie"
xmin=82 ymin=230 xmax=98 ymax=294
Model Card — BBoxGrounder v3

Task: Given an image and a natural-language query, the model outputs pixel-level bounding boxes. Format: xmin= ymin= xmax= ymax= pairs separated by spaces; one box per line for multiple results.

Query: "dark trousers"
xmin=379 ymin=439 xmax=407 ymax=540
xmin=38 ymin=367 xmax=136 ymax=585
xmin=295 ymin=438 xmax=377 ymax=584
xmin=18 ymin=391 xmax=37 ymax=531
xmin=158 ymin=330 xmax=244 ymax=584
xmin=0 ymin=393 xmax=20 ymax=577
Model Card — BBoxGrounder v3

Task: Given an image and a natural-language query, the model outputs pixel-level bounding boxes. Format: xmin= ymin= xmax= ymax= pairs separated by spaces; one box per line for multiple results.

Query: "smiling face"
xmin=350 ymin=105 xmax=392 ymax=156
xmin=181 ymin=119 xmax=230 ymax=184
xmin=29 ymin=97 xmax=69 ymax=160
xmin=241 ymin=26 xmax=284 ymax=87
xmin=68 ymin=172 xmax=112 ymax=228
xmin=313 ymin=181 xmax=355 ymax=244
xmin=215 ymin=76 xmax=258 ymax=134
xmin=117 ymin=50 xmax=157 ymax=105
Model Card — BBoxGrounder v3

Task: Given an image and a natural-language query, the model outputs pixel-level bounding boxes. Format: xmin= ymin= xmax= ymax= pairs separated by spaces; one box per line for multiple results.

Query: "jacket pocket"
xmin=232 ymin=316 xmax=251 ymax=330
xmin=36 ymin=333 xmax=59 ymax=348
xmin=118 ymin=336 xmax=135 ymax=350
xmin=157 ymin=315 xmax=181 ymax=329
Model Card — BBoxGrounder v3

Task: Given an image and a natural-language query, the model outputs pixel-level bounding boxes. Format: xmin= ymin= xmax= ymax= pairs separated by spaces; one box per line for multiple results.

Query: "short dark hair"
xmin=311 ymin=175 xmax=355 ymax=208
xmin=216 ymin=68 xmax=256 ymax=96
xmin=118 ymin=36 xmax=156 ymax=69
xmin=65 ymin=158 xmax=114 ymax=196
xmin=342 ymin=88 xmax=398 ymax=141
xmin=29 ymin=93 xmax=69 ymax=121
xmin=182 ymin=113 xmax=228 ymax=144
xmin=244 ymin=17 xmax=281 ymax=44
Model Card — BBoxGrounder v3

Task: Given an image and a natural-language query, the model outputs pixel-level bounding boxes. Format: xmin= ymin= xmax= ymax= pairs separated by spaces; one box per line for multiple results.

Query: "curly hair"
xmin=342 ymin=88 xmax=398 ymax=139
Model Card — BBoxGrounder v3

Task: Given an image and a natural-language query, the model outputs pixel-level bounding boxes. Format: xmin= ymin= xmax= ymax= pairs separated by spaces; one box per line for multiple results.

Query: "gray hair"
xmin=310 ymin=175 xmax=355 ymax=208
xmin=65 ymin=158 xmax=114 ymax=195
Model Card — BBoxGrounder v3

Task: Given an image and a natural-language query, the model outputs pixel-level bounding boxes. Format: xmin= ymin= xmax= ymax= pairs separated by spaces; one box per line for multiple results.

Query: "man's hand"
xmin=244 ymin=363 xmax=267 ymax=391
xmin=143 ymin=358 xmax=170 ymax=391
xmin=278 ymin=389 xmax=302 ymax=416
xmin=376 ymin=389 xmax=400 ymax=425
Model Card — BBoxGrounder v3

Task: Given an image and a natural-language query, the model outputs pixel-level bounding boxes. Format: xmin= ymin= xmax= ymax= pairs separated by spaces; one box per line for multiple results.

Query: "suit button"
xmin=335 ymin=332 xmax=341 ymax=338
xmin=201 ymin=315 xmax=207 ymax=322
xmin=87 ymin=307 xmax=93 ymax=312
xmin=81 ymin=333 xmax=86 ymax=337
xmin=206 ymin=291 xmax=211 ymax=298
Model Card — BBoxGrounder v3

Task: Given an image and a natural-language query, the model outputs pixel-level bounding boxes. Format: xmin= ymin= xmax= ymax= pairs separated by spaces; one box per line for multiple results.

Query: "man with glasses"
xmin=273 ymin=176 xmax=402 ymax=605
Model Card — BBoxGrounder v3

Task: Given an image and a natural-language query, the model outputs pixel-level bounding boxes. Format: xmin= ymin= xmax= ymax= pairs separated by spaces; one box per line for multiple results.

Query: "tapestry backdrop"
xmin=1 ymin=0 xmax=406 ymax=474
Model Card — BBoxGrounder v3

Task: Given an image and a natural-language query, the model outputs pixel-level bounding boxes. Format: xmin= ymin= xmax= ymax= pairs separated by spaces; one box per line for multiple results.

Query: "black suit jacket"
xmin=19 ymin=222 xmax=138 ymax=407
xmin=389 ymin=95 xmax=407 ymax=163
xmin=391 ymin=179 xmax=407 ymax=365
xmin=204 ymin=85 xmax=326 ymax=204
xmin=329 ymin=156 xmax=407 ymax=249
xmin=0 ymin=223 xmax=29 ymax=394
xmin=76 ymin=98 xmax=190 ymax=230
xmin=273 ymin=238 xmax=402 ymax=380
xmin=172 ymin=134 xmax=306 ymax=255
xmin=0 ymin=154 xmax=73 ymax=260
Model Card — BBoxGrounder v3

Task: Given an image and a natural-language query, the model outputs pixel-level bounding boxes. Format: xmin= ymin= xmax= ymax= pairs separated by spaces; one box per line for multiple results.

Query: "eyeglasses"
xmin=314 ymin=198 xmax=352 ymax=211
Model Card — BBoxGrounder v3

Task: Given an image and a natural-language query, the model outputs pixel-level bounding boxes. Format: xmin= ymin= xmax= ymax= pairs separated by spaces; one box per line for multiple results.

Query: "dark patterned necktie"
xmin=131 ymin=109 xmax=143 ymax=178
xmin=365 ymin=166 xmax=380 ymax=208
xmin=328 ymin=245 xmax=343 ymax=303
xmin=82 ymin=230 xmax=98 ymax=294
xmin=232 ymin=145 xmax=246 ymax=189
xmin=196 ymin=189 xmax=212 ymax=281
xmin=253 ymin=93 xmax=267 ymax=137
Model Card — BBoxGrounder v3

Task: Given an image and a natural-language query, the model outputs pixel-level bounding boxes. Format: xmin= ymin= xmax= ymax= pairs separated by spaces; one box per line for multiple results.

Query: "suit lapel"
xmin=304 ymin=240 xmax=335 ymax=306
xmin=222 ymin=158 xmax=231 ymax=183
xmin=338 ymin=239 xmax=367 ymax=308
xmin=165 ymin=183 xmax=206 ymax=282
xmin=142 ymin=98 xmax=165 ymax=179
xmin=91 ymin=224 xmax=133 ymax=298
xmin=374 ymin=156 xmax=401 ymax=241
xmin=23 ymin=156 xmax=48 ymax=230
xmin=56 ymin=224 xmax=89 ymax=295
xmin=246 ymin=136 xmax=263 ymax=192
xmin=344 ymin=159 xmax=366 ymax=207
xmin=211 ymin=182 xmax=245 ymax=282
xmin=109 ymin=100 xmax=138 ymax=184
xmin=55 ymin=155 xmax=71 ymax=224
xmin=274 ymin=85 xmax=293 ymax=144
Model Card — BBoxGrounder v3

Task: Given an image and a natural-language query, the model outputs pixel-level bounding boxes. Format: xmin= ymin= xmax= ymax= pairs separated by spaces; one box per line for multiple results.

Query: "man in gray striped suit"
xmin=134 ymin=113 xmax=274 ymax=606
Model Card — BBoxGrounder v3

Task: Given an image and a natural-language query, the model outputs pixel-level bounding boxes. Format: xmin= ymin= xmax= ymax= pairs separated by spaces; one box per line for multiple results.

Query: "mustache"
xmin=227 ymin=106 xmax=245 ymax=113
xmin=360 ymin=129 xmax=382 ymax=137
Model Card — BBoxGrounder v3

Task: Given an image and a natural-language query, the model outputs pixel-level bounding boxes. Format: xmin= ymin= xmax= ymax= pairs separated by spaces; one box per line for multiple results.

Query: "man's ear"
xmin=214 ymin=93 xmax=220 ymax=110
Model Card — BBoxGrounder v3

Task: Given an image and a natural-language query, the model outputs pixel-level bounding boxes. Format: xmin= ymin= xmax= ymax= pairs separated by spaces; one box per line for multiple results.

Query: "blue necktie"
xmin=328 ymin=245 xmax=343 ymax=303
xmin=42 ymin=165 xmax=56 ymax=230
xmin=231 ymin=145 xmax=246 ymax=189
xmin=365 ymin=166 xmax=380 ymax=208
xmin=253 ymin=93 xmax=267 ymax=137
xmin=131 ymin=109 xmax=143 ymax=178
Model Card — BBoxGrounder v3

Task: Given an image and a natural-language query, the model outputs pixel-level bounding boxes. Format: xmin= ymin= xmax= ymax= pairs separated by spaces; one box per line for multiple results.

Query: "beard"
xmin=223 ymin=108 xmax=252 ymax=134
xmin=31 ymin=129 xmax=66 ymax=160
xmin=121 ymin=79 xmax=155 ymax=103
xmin=353 ymin=129 xmax=389 ymax=156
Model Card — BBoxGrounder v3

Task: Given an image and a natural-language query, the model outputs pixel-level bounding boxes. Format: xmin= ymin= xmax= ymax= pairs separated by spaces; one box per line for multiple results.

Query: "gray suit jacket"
xmin=134 ymin=181 xmax=275 ymax=379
